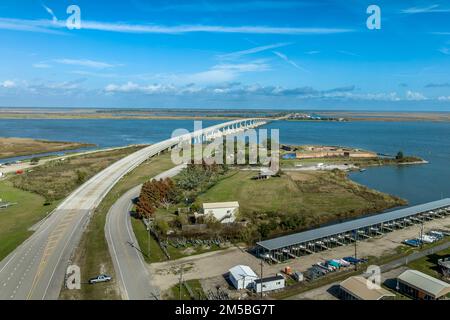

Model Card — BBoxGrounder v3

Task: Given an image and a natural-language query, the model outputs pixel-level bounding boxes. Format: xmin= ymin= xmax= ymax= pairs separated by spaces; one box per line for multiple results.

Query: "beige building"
xmin=296 ymin=145 xmax=376 ymax=159
xmin=339 ymin=276 xmax=395 ymax=300
xmin=202 ymin=201 xmax=239 ymax=223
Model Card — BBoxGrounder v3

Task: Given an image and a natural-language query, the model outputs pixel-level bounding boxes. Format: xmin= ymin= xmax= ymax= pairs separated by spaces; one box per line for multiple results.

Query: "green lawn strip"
xmin=0 ymin=181 xmax=59 ymax=261
xmin=59 ymin=153 xmax=174 ymax=300
xmin=407 ymin=246 xmax=450 ymax=279
xmin=166 ymin=279 xmax=205 ymax=300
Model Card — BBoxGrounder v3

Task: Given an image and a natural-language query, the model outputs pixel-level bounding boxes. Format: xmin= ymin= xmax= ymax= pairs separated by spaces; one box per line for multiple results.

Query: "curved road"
xmin=0 ymin=118 xmax=266 ymax=300
xmin=106 ymin=165 xmax=186 ymax=300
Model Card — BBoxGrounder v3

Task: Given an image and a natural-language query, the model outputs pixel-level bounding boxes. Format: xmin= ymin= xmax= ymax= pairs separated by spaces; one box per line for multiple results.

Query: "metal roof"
xmin=229 ymin=265 xmax=258 ymax=280
xmin=340 ymin=276 xmax=395 ymax=300
xmin=203 ymin=201 xmax=239 ymax=209
xmin=257 ymin=198 xmax=450 ymax=251
xmin=397 ymin=270 xmax=450 ymax=298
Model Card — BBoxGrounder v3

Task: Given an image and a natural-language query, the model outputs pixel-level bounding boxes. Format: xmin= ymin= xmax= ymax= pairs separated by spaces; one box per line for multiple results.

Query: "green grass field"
xmin=11 ymin=145 xmax=144 ymax=201
xmin=166 ymin=279 xmax=204 ymax=300
xmin=59 ymin=153 xmax=175 ymax=300
xmin=407 ymin=247 xmax=450 ymax=280
xmin=196 ymin=170 xmax=405 ymax=239
xmin=0 ymin=181 xmax=58 ymax=261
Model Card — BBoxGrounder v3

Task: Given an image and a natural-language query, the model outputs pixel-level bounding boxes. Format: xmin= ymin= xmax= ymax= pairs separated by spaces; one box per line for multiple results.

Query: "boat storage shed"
xmin=257 ymin=199 xmax=450 ymax=263
xmin=228 ymin=265 xmax=258 ymax=290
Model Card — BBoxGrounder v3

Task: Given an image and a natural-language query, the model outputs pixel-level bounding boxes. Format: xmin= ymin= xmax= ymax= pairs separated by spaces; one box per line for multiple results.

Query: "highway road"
xmin=0 ymin=118 xmax=267 ymax=300
xmin=105 ymin=165 xmax=186 ymax=300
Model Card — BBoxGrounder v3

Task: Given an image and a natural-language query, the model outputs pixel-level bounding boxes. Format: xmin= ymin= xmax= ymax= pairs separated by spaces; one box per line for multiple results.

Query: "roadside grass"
xmin=0 ymin=181 xmax=58 ymax=261
xmin=132 ymin=217 xmax=227 ymax=263
xmin=59 ymin=153 xmax=175 ymax=300
xmin=407 ymin=246 xmax=450 ymax=279
xmin=196 ymin=169 xmax=405 ymax=235
xmin=11 ymin=145 xmax=144 ymax=201
xmin=165 ymin=279 xmax=205 ymax=300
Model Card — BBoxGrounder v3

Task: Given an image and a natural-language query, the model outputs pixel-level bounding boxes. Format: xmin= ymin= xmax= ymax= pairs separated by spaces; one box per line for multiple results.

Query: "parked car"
xmin=89 ymin=274 xmax=112 ymax=284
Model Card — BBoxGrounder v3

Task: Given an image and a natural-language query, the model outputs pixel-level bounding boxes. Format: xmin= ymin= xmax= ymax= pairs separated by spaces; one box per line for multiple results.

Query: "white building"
xmin=202 ymin=201 xmax=239 ymax=223
xmin=254 ymin=275 xmax=285 ymax=293
xmin=229 ymin=265 xmax=258 ymax=290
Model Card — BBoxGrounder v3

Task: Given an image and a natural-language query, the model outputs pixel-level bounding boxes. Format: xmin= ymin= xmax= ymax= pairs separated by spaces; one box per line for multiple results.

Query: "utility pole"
xmin=179 ymin=267 xmax=183 ymax=300
xmin=259 ymin=238 xmax=263 ymax=300
xmin=354 ymin=230 xmax=358 ymax=271
xmin=260 ymin=255 xmax=264 ymax=299
xmin=419 ymin=217 xmax=424 ymax=249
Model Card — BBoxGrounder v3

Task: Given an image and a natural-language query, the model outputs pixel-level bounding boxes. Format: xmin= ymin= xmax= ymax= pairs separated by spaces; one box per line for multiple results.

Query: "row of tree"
xmin=135 ymin=178 xmax=178 ymax=219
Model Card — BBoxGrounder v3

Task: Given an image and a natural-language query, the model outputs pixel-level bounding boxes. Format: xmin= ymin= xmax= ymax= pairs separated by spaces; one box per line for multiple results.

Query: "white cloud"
xmin=217 ymin=42 xmax=292 ymax=60
xmin=105 ymin=82 xmax=176 ymax=94
xmin=439 ymin=48 xmax=450 ymax=55
xmin=158 ymin=61 xmax=270 ymax=84
xmin=0 ymin=17 xmax=354 ymax=35
xmin=42 ymin=4 xmax=58 ymax=22
xmin=0 ymin=80 xmax=16 ymax=88
xmin=438 ymin=96 xmax=450 ymax=101
xmin=406 ymin=90 xmax=427 ymax=101
xmin=272 ymin=51 xmax=308 ymax=72
xmin=305 ymin=50 xmax=320 ymax=55
xmin=33 ymin=63 xmax=51 ymax=68
xmin=54 ymin=59 xmax=118 ymax=69
xmin=402 ymin=5 xmax=450 ymax=14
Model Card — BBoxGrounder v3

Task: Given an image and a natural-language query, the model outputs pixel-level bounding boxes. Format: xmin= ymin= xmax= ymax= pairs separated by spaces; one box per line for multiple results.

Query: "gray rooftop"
xmin=398 ymin=269 xmax=450 ymax=298
xmin=257 ymin=198 xmax=450 ymax=251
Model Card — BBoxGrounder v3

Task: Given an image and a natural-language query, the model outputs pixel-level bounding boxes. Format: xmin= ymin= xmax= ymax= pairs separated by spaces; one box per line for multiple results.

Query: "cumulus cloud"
xmin=406 ymin=90 xmax=427 ymax=101
xmin=0 ymin=80 xmax=16 ymax=88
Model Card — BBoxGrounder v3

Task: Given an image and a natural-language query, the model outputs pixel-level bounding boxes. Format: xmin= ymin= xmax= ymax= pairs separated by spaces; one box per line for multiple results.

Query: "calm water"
xmin=0 ymin=118 xmax=449 ymax=205
xmin=266 ymin=120 xmax=450 ymax=205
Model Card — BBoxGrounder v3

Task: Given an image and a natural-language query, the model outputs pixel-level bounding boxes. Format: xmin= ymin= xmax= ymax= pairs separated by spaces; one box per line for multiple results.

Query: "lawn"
xmin=407 ymin=247 xmax=450 ymax=280
xmin=0 ymin=181 xmax=58 ymax=260
xmin=11 ymin=145 xmax=144 ymax=201
xmin=166 ymin=279 xmax=205 ymax=300
xmin=196 ymin=169 xmax=405 ymax=238
xmin=59 ymin=152 xmax=175 ymax=300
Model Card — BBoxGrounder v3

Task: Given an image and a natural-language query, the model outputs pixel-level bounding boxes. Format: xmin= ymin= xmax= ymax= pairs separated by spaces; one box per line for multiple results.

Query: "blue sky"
xmin=0 ymin=0 xmax=450 ymax=110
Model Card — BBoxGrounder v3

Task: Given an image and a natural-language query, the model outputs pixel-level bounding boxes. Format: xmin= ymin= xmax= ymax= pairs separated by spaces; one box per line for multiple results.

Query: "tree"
xmin=396 ymin=151 xmax=404 ymax=160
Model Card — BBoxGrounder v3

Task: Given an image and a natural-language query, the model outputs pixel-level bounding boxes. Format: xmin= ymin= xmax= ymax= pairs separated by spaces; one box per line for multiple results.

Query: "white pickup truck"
xmin=89 ymin=274 xmax=112 ymax=284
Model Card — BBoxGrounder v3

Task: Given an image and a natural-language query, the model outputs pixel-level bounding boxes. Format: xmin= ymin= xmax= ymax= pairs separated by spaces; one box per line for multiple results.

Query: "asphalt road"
xmin=105 ymin=165 xmax=186 ymax=300
xmin=0 ymin=118 xmax=266 ymax=300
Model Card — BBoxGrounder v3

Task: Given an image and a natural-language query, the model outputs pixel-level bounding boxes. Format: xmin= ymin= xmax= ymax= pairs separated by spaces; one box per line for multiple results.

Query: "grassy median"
xmin=59 ymin=153 xmax=175 ymax=300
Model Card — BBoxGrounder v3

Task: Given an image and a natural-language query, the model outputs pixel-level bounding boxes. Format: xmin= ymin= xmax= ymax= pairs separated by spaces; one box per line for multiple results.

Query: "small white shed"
xmin=254 ymin=275 xmax=285 ymax=293
xmin=229 ymin=265 xmax=258 ymax=290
